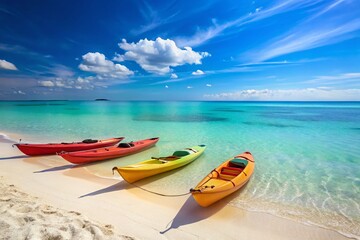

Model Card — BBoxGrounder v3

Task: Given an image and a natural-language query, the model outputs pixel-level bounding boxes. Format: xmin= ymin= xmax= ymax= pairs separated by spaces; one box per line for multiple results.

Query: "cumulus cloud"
xmin=39 ymin=80 xmax=55 ymax=87
xmin=76 ymin=77 xmax=90 ymax=84
xmin=170 ymin=73 xmax=178 ymax=79
xmin=112 ymin=53 xmax=125 ymax=62
xmin=206 ymin=84 xmax=212 ymax=87
xmin=187 ymin=86 xmax=193 ymax=89
xmin=35 ymin=62 xmax=100 ymax=90
xmin=192 ymin=69 xmax=205 ymax=75
xmin=204 ymin=88 xmax=360 ymax=101
xmin=0 ymin=59 xmax=17 ymax=70
xmin=38 ymin=79 xmax=72 ymax=89
xmin=116 ymin=37 xmax=210 ymax=74
xmin=79 ymin=52 xmax=133 ymax=78
xmin=38 ymin=77 xmax=95 ymax=90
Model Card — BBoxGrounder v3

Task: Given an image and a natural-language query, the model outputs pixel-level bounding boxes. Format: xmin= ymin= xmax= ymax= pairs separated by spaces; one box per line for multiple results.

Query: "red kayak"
xmin=59 ymin=137 xmax=159 ymax=164
xmin=14 ymin=137 xmax=124 ymax=156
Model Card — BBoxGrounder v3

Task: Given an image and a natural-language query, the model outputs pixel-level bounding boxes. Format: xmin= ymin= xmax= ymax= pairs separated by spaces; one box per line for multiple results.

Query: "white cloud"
xmin=170 ymin=73 xmax=178 ymax=79
xmin=50 ymin=64 xmax=75 ymax=78
xmin=38 ymin=76 xmax=96 ymax=90
xmin=113 ymin=53 xmax=125 ymax=62
xmin=206 ymin=84 xmax=212 ymax=87
xmin=131 ymin=1 xmax=178 ymax=35
xmin=152 ymin=77 xmax=188 ymax=85
xmin=39 ymin=80 xmax=55 ymax=87
xmin=79 ymin=52 xmax=133 ymax=78
xmin=175 ymin=0 xmax=324 ymax=47
xmin=76 ymin=77 xmax=90 ymax=84
xmin=0 ymin=59 xmax=17 ymax=70
xmin=187 ymin=86 xmax=193 ymax=89
xmin=176 ymin=22 xmax=230 ymax=48
xmin=165 ymin=85 xmax=169 ymax=88
xmin=13 ymin=90 xmax=25 ymax=95
xmin=117 ymin=37 xmax=210 ymax=74
xmin=192 ymin=69 xmax=205 ymax=75
xmin=38 ymin=79 xmax=73 ymax=89
xmin=306 ymin=0 xmax=346 ymax=22
xmin=248 ymin=18 xmax=360 ymax=62
xmin=204 ymin=88 xmax=360 ymax=101
xmin=55 ymin=81 xmax=65 ymax=87
xmin=306 ymin=72 xmax=360 ymax=84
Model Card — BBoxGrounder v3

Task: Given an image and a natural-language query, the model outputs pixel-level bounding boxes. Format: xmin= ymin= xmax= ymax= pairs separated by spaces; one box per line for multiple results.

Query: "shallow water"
xmin=1 ymin=101 xmax=359 ymax=238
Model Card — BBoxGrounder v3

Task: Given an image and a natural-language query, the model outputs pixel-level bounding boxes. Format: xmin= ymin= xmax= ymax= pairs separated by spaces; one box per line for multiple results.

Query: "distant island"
xmin=95 ymin=99 xmax=109 ymax=101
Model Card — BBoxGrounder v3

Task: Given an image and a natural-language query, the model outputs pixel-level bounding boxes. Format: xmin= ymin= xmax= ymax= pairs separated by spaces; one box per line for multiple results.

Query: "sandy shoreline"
xmin=0 ymin=176 xmax=133 ymax=240
xmin=0 ymin=132 xmax=355 ymax=240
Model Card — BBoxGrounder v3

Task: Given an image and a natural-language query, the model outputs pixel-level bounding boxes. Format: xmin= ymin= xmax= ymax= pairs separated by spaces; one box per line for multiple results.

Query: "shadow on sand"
xmin=78 ymin=167 xmax=193 ymax=199
xmin=32 ymin=159 xmax=101 ymax=173
xmin=0 ymin=155 xmax=31 ymax=160
xmin=160 ymin=187 xmax=246 ymax=234
xmin=79 ymin=181 xmax=130 ymax=198
xmin=33 ymin=164 xmax=79 ymax=173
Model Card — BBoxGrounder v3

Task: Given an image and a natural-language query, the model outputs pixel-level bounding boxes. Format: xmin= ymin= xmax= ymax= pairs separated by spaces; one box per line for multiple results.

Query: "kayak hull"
xmin=60 ymin=137 xmax=159 ymax=164
xmin=191 ymin=177 xmax=251 ymax=207
xmin=114 ymin=145 xmax=206 ymax=183
xmin=191 ymin=151 xmax=255 ymax=207
xmin=14 ymin=137 xmax=124 ymax=156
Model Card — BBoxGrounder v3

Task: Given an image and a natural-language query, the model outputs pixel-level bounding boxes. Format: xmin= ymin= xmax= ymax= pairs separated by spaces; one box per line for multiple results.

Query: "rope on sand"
xmin=128 ymin=182 xmax=191 ymax=197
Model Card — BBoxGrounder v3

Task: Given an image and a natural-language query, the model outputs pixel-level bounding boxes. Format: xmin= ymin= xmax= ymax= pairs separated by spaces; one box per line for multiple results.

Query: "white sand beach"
xmin=0 ymin=132 xmax=354 ymax=240
xmin=0 ymin=176 xmax=132 ymax=240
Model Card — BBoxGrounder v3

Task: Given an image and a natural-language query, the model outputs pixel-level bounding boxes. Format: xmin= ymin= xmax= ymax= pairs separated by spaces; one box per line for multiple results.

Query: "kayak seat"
xmin=82 ymin=139 xmax=98 ymax=143
xmin=173 ymin=150 xmax=190 ymax=157
xmin=229 ymin=158 xmax=248 ymax=168
xmin=118 ymin=143 xmax=133 ymax=148
xmin=152 ymin=156 xmax=180 ymax=162
xmin=219 ymin=167 xmax=243 ymax=180
xmin=186 ymin=148 xmax=198 ymax=153
xmin=165 ymin=156 xmax=180 ymax=161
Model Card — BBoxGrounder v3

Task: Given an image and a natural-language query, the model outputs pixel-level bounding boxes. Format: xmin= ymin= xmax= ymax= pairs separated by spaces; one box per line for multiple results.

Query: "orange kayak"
xmin=14 ymin=137 xmax=124 ymax=156
xmin=190 ymin=151 xmax=255 ymax=207
xmin=59 ymin=137 xmax=159 ymax=164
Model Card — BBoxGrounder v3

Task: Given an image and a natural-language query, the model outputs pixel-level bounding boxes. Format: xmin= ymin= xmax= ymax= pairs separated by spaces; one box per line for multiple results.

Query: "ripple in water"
xmin=211 ymin=108 xmax=246 ymax=113
xmin=260 ymin=108 xmax=360 ymax=122
xmin=242 ymin=121 xmax=300 ymax=128
xmin=15 ymin=103 xmax=67 ymax=106
xmin=260 ymin=112 xmax=321 ymax=122
xmin=133 ymin=114 xmax=227 ymax=122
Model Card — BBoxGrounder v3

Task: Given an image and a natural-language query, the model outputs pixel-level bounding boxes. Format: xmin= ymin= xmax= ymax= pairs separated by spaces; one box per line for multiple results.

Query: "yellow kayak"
xmin=112 ymin=145 xmax=206 ymax=183
xmin=190 ymin=151 xmax=255 ymax=207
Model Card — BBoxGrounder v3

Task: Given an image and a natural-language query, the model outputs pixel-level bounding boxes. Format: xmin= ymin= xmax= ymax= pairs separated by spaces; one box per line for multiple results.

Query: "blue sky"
xmin=0 ymin=0 xmax=359 ymax=100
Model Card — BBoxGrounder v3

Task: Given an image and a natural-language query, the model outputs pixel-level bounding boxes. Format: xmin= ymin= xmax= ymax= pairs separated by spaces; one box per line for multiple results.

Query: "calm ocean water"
xmin=1 ymin=101 xmax=359 ymax=238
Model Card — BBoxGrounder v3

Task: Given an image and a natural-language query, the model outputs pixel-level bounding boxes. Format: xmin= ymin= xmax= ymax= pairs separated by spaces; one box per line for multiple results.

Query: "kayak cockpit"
xmin=218 ymin=157 xmax=248 ymax=180
xmin=118 ymin=142 xmax=135 ymax=148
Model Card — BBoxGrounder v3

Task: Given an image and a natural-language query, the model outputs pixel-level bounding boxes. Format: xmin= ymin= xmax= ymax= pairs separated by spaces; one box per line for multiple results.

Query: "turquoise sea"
xmin=0 ymin=101 xmax=359 ymax=238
